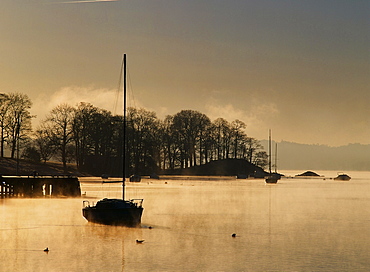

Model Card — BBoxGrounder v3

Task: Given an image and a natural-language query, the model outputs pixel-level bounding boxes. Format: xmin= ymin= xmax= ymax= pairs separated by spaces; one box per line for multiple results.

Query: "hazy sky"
xmin=1 ymin=0 xmax=369 ymax=146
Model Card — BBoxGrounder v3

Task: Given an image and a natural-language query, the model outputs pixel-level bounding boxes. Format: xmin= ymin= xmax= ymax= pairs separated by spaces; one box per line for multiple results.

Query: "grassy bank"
xmin=0 ymin=158 xmax=87 ymax=176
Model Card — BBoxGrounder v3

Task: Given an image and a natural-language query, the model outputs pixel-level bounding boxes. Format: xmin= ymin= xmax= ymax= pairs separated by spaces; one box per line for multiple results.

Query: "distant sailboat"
xmin=265 ymin=130 xmax=279 ymax=184
xmin=82 ymin=54 xmax=144 ymax=226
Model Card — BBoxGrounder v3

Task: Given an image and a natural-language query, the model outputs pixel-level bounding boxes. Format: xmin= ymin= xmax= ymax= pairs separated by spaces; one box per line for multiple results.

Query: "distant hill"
xmin=261 ymin=140 xmax=370 ymax=171
xmin=0 ymin=158 xmax=86 ymax=176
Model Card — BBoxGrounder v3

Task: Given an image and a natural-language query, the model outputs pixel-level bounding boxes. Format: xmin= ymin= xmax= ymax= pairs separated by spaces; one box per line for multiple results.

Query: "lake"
xmin=1 ymin=170 xmax=370 ymax=271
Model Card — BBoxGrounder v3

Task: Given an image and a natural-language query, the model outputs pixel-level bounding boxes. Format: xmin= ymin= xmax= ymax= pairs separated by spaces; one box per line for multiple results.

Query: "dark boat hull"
xmin=265 ymin=173 xmax=280 ymax=184
xmin=265 ymin=177 xmax=278 ymax=184
xmin=82 ymin=199 xmax=143 ymax=227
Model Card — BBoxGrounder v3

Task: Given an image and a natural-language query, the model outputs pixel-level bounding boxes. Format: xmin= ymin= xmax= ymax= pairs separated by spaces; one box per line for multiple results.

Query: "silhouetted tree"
xmin=73 ymin=103 xmax=115 ymax=167
xmin=127 ymin=107 xmax=161 ymax=174
xmin=22 ymin=145 xmax=41 ymax=163
xmin=5 ymin=93 xmax=33 ymax=159
xmin=34 ymin=129 xmax=56 ymax=163
xmin=0 ymin=93 xmax=10 ymax=157
xmin=230 ymin=119 xmax=247 ymax=159
xmin=171 ymin=110 xmax=211 ymax=168
xmin=162 ymin=115 xmax=178 ymax=170
xmin=73 ymin=103 xmax=95 ymax=168
xmin=245 ymin=137 xmax=263 ymax=163
xmin=40 ymin=104 xmax=75 ymax=172
xmin=212 ymin=118 xmax=231 ymax=160
xmin=253 ymin=151 xmax=268 ymax=168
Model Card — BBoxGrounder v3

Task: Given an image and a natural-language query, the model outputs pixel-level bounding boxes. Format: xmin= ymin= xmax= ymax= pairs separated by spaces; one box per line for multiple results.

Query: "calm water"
xmin=1 ymin=170 xmax=370 ymax=271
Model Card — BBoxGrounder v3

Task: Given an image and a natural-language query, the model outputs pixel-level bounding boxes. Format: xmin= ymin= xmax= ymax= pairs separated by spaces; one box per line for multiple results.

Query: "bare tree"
xmin=73 ymin=103 xmax=100 ymax=168
xmin=0 ymin=93 xmax=10 ymax=157
xmin=171 ymin=110 xmax=211 ymax=168
xmin=253 ymin=151 xmax=268 ymax=168
xmin=162 ymin=115 xmax=179 ymax=170
xmin=41 ymin=104 xmax=75 ymax=172
xmin=5 ymin=93 xmax=33 ymax=159
xmin=34 ymin=129 xmax=56 ymax=163
xmin=212 ymin=118 xmax=231 ymax=160
xmin=127 ymin=107 xmax=161 ymax=174
xmin=245 ymin=137 xmax=263 ymax=163
xmin=230 ymin=119 xmax=247 ymax=159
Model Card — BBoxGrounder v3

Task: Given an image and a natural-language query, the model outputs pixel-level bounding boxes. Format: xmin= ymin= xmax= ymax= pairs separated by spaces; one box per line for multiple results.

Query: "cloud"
xmin=31 ymin=86 xmax=123 ymax=125
xmin=31 ymin=84 xmax=147 ymax=126
xmin=205 ymin=99 xmax=279 ymax=139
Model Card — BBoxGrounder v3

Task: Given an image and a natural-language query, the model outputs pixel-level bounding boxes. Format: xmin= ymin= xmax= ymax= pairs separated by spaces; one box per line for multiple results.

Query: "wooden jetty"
xmin=0 ymin=175 xmax=81 ymax=198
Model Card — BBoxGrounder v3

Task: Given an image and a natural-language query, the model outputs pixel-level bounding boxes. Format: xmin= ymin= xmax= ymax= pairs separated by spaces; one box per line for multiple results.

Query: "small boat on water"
xmin=265 ymin=173 xmax=281 ymax=183
xmin=129 ymin=174 xmax=141 ymax=182
xmin=334 ymin=173 xmax=351 ymax=181
xmin=265 ymin=130 xmax=280 ymax=184
xmin=82 ymin=54 xmax=144 ymax=227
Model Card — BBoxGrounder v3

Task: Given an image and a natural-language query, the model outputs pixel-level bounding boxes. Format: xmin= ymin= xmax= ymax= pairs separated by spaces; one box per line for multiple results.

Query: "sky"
xmin=0 ymin=0 xmax=369 ymax=146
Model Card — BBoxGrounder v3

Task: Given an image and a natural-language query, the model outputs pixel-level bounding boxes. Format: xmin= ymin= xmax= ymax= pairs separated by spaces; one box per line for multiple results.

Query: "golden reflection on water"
xmin=1 ymin=172 xmax=370 ymax=271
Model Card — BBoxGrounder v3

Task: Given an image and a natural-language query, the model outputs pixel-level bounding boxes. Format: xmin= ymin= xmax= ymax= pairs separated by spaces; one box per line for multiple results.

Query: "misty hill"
xmin=261 ymin=141 xmax=370 ymax=171
xmin=162 ymin=159 xmax=267 ymax=177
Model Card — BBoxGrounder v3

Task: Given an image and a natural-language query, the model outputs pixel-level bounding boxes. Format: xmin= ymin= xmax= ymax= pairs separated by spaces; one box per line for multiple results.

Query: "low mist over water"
xmin=1 ymin=171 xmax=370 ymax=271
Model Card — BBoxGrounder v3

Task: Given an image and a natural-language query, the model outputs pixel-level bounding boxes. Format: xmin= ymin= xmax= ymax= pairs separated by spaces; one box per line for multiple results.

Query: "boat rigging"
xmin=82 ymin=54 xmax=144 ymax=226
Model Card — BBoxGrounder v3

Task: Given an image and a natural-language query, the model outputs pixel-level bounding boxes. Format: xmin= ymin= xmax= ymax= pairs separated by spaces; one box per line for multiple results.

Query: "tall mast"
xmin=274 ymin=143 xmax=278 ymax=173
xmin=122 ymin=54 xmax=127 ymax=199
xmin=268 ymin=129 xmax=272 ymax=174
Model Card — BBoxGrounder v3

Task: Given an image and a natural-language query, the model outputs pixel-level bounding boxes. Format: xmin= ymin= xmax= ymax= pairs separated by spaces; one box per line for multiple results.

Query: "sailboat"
xmin=82 ymin=54 xmax=144 ymax=226
xmin=265 ymin=130 xmax=279 ymax=184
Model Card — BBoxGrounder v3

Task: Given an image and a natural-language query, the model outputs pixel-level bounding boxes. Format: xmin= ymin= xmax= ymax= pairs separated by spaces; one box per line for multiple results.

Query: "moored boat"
xmin=265 ymin=173 xmax=280 ymax=183
xmin=82 ymin=54 xmax=144 ymax=226
xmin=82 ymin=198 xmax=143 ymax=227
xmin=265 ymin=130 xmax=279 ymax=184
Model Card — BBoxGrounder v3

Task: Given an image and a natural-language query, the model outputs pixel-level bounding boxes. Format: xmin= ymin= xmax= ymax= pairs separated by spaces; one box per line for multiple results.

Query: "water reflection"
xmin=1 ymin=173 xmax=370 ymax=271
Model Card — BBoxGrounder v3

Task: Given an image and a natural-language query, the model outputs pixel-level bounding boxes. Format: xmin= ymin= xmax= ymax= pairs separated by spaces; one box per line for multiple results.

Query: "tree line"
xmin=0 ymin=92 xmax=268 ymax=175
